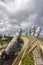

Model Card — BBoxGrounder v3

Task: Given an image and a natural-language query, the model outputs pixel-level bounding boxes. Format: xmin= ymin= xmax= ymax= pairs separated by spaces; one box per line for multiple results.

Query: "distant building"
xmin=31 ymin=26 xmax=35 ymax=36
xmin=2 ymin=34 xmax=8 ymax=40
xmin=28 ymin=29 xmax=31 ymax=36
xmin=35 ymin=27 xmax=41 ymax=37
xmin=25 ymin=31 xmax=28 ymax=35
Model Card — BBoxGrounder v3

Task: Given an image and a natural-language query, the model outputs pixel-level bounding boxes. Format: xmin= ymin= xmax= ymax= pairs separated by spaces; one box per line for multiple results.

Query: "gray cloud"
xmin=0 ymin=0 xmax=43 ymax=34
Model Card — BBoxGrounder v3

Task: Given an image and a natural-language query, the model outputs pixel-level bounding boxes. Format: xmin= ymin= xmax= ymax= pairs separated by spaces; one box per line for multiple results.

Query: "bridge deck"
xmin=33 ymin=48 xmax=43 ymax=65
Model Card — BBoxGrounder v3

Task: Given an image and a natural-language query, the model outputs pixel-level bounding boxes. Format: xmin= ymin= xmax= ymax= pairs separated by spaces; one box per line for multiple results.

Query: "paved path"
xmin=33 ymin=41 xmax=43 ymax=65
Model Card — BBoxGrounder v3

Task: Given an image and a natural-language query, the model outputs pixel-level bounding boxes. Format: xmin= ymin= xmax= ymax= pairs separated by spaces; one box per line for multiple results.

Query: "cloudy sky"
xmin=0 ymin=0 xmax=43 ymax=34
